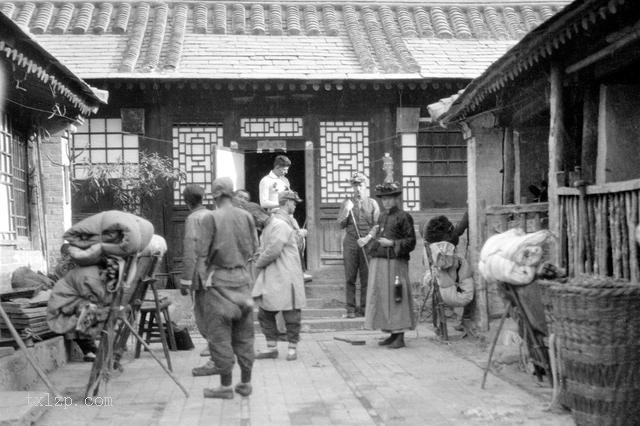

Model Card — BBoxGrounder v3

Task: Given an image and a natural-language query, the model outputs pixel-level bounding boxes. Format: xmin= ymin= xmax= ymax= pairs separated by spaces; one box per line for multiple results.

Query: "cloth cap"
xmin=278 ymin=190 xmax=302 ymax=203
xmin=374 ymin=181 xmax=402 ymax=197
xmin=211 ymin=177 xmax=234 ymax=199
xmin=350 ymin=172 xmax=365 ymax=184
xmin=183 ymin=184 xmax=204 ymax=199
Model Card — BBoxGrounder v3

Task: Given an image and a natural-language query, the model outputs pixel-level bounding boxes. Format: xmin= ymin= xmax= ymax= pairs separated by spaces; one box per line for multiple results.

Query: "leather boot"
xmin=378 ymin=334 xmax=396 ymax=346
xmin=388 ymin=333 xmax=405 ymax=349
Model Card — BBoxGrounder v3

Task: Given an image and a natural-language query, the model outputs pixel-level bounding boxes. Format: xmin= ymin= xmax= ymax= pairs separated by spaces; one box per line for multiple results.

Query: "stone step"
xmin=254 ymin=317 xmax=364 ymax=333
xmin=304 ymin=284 xmax=345 ymax=298
xmin=302 ymin=308 xmax=346 ymax=318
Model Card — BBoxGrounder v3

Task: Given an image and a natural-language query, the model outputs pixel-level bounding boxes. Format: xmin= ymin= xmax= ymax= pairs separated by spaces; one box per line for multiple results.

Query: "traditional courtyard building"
xmin=0 ymin=12 xmax=105 ymax=292
xmin=1 ymin=0 xmax=568 ymax=275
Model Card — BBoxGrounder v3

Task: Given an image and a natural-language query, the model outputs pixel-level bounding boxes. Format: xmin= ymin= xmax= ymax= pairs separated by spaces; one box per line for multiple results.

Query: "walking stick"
xmin=349 ymin=209 xmax=369 ymax=268
xmin=0 ymin=303 xmax=63 ymax=399
xmin=481 ymin=305 xmax=509 ymax=389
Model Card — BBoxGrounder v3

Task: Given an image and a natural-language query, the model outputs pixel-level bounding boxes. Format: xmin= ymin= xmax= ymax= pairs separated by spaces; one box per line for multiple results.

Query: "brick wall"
xmin=39 ymin=133 xmax=72 ymax=268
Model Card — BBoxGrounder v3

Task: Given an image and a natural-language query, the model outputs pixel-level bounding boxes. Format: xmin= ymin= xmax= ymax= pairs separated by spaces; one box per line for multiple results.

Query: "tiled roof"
xmin=440 ymin=0 xmax=630 ymax=122
xmin=0 ymin=12 xmax=105 ymax=115
xmin=1 ymin=1 xmax=569 ymax=80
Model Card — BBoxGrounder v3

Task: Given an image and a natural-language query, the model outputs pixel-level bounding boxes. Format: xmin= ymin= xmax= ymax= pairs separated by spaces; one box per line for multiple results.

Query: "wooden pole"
xmin=121 ymin=316 xmax=189 ymax=397
xmin=0 ymin=303 xmax=62 ymax=399
xmin=503 ymin=128 xmax=515 ymax=205
xmin=481 ymin=306 xmax=508 ymax=390
xmin=548 ymin=64 xmax=565 ymax=267
xmin=581 ymin=85 xmax=599 ymax=183
xmin=628 ymin=191 xmax=639 ymax=282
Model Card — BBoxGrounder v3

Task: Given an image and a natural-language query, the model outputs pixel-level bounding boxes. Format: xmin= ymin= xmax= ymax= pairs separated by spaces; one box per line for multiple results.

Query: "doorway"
xmin=243 ymin=150 xmax=307 ymax=230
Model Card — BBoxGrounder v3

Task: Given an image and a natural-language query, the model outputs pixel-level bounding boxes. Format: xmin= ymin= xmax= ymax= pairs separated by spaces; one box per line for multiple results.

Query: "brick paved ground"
xmin=33 ymin=326 xmax=572 ymax=426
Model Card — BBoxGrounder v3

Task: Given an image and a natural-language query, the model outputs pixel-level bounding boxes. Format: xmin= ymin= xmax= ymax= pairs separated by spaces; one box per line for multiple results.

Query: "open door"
xmin=214 ymin=145 xmax=245 ymax=190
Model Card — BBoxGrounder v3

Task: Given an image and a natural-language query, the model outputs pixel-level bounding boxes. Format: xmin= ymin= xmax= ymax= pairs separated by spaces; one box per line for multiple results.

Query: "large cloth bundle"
xmin=63 ymin=210 xmax=154 ymax=265
xmin=479 ymin=228 xmax=552 ymax=286
xmin=46 ymin=265 xmax=114 ymax=337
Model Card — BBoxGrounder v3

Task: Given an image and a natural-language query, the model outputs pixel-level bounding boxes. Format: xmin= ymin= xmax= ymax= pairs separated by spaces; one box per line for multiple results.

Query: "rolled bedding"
xmin=478 ymin=255 xmax=536 ymax=286
xmin=63 ymin=211 xmax=154 ymax=262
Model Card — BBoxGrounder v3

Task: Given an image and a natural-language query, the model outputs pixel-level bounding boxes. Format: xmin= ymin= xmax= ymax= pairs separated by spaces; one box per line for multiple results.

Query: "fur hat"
xmin=423 ymin=215 xmax=458 ymax=246
xmin=374 ymin=181 xmax=402 ymax=197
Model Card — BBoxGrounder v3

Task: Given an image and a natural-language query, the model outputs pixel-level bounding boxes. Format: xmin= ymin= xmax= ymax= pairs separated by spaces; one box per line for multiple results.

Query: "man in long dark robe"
xmin=180 ymin=178 xmax=259 ymax=399
xmin=359 ymin=182 xmax=416 ymax=349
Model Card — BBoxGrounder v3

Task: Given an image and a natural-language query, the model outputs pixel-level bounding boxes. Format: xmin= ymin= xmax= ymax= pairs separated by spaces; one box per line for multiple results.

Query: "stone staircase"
xmin=299 ymin=266 xmax=365 ymax=332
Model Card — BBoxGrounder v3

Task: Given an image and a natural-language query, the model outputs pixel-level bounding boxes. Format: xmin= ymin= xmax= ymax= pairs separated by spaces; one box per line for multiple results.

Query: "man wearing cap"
xmin=252 ymin=190 xmax=307 ymax=361
xmin=180 ymin=177 xmax=259 ymax=399
xmin=180 ymin=185 xmax=218 ymax=371
xmin=337 ymin=172 xmax=380 ymax=318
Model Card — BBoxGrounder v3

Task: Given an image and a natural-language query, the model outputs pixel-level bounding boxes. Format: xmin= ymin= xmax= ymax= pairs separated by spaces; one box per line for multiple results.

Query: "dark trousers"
xmin=343 ymin=234 xmax=368 ymax=313
xmin=194 ymin=288 xmax=255 ymax=375
xmin=258 ymin=308 xmax=301 ymax=344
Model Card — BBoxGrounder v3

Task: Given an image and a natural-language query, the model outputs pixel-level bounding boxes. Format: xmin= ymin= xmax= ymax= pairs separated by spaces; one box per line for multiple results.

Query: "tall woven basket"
xmin=540 ymin=276 xmax=640 ymax=426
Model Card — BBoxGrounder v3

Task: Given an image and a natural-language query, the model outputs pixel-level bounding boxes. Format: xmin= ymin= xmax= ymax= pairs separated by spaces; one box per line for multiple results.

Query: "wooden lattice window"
xmin=172 ymin=124 xmax=223 ymax=204
xmin=319 ymin=121 xmax=370 ymax=204
xmin=240 ymin=117 xmax=304 ymax=138
xmin=71 ymin=118 xmax=139 ymax=179
xmin=0 ymin=113 xmax=29 ymax=241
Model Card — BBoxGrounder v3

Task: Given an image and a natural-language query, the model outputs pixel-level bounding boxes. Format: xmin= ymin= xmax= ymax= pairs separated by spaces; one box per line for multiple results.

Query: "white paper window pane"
xmin=123 ymin=135 xmax=138 ymax=148
xmin=91 ymin=150 xmax=106 ymax=163
xmin=123 ymin=149 xmax=138 ymax=163
xmin=73 ymin=134 xmax=88 ymax=149
xmin=75 ymin=151 xmax=90 ymax=163
xmin=75 ymin=121 xmax=89 ymax=133
xmin=92 ymin=134 xmax=106 ymax=148
xmin=106 ymin=118 xmax=121 ymax=132
xmin=0 ymin=186 xmax=10 ymax=233
xmin=107 ymin=134 xmax=122 ymax=148
xmin=90 ymin=119 xmax=105 ymax=133
xmin=402 ymin=147 xmax=417 ymax=162
xmin=401 ymin=133 xmax=417 ymax=146
xmin=107 ymin=150 xmax=121 ymax=163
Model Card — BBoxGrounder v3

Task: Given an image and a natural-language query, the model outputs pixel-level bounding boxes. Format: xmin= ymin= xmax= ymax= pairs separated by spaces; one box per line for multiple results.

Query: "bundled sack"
xmin=424 ymin=241 xmax=475 ymax=307
xmin=46 ymin=265 xmax=114 ymax=337
xmin=11 ymin=266 xmax=54 ymax=291
xmin=479 ymin=228 xmax=553 ymax=286
xmin=63 ymin=211 xmax=154 ymax=263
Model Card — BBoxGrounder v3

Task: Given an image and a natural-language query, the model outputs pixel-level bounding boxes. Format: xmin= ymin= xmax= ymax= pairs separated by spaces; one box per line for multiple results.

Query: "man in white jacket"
xmin=252 ymin=190 xmax=307 ymax=361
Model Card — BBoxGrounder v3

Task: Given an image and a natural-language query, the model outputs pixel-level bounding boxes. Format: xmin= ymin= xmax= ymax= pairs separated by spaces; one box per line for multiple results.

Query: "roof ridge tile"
xmin=232 ymin=3 xmax=245 ymax=35
xmin=113 ymin=3 xmax=131 ymax=34
xmin=286 ymin=5 xmax=301 ymax=35
xmin=213 ymin=3 xmax=226 ymax=34
xmin=32 ymin=2 xmax=53 ymax=34
xmin=52 ymin=2 xmax=73 ymax=34
xmin=304 ymin=5 xmax=320 ymax=36
xmin=414 ymin=7 xmax=435 ymax=38
xmin=430 ymin=6 xmax=453 ymax=38
xmin=250 ymin=4 xmax=266 ymax=35
xmin=322 ymin=5 xmax=339 ymax=36
xmin=72 ymin=2 xmax=94 ymax=34
xmin=14 ymin=2 xmax=35 ymax=27
xmin=194 ymin=2 xmax=208 ymax=34
xmin=362 ymin=6 xmax=399 ymax=73
xmin=93 ymin=2 xmax=113 ymax=34
xmin=164 ymin=2 xmax=186 ymax=69
xmin=343 ymin=4 xmax=376 ymax=72
xmin=143 ymin=2 xmax=167 ymax=71
xmin=269 ymin=4 xmax=284 ymax=35
xmin=119 ymin=2 xmax=149 ymax=72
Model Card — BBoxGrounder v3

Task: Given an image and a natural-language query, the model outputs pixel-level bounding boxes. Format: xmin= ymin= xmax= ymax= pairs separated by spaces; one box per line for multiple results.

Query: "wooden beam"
xmin=581 ymin=85 xmax=599 ymax=184
xmin=548 ymin=63 xmax=565 ymax=264
xmin=566 ymin=22 xmax=640 ymax=74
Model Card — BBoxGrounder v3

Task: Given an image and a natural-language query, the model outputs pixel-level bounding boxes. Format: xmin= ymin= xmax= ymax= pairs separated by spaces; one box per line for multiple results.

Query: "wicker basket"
xmin=540 ymin=276 xmax=640 ymax=426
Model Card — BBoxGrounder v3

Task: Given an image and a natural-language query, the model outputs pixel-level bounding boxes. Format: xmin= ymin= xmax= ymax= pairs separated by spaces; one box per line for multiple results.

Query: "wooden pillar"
xmin=581 ymin=85 xmax=598 ymax=183
xmin=548 ymin=63 xmax=565 ymax=264
xmin=513 ymin=130 xmax=522 ymax=204
xmin=304 ymin=141 xmax=319 ymax=271
xmin=503 ymin=128 xmax=515 ymax=204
